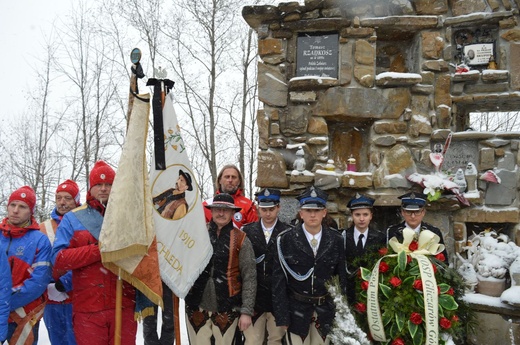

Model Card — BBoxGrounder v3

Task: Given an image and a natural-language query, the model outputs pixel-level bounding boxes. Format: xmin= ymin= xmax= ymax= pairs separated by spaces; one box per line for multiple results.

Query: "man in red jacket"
xmin=40 ymin=179 xmax=81 ymax=345
xmin=52 ymin=161 xmax=137 ymax=345
xmin=0 ymin=186 xmax=52 ymax=344
xmin=203 ymin=164 xmax=258 ymax=228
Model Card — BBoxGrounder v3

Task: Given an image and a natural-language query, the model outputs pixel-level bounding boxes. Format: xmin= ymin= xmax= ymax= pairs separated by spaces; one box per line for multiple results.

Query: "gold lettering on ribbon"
xmin=413 ymin=254 xmax=438 ymax=345
xmin=367 ymin=257 xmax=386 ymax=342
xmin=157 ymin=241 xmax=183 ymax=273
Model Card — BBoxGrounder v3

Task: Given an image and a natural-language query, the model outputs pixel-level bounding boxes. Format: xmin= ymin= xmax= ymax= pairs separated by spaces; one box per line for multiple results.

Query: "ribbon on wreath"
xmin=367 ymin=228 xmax=444 ymax=344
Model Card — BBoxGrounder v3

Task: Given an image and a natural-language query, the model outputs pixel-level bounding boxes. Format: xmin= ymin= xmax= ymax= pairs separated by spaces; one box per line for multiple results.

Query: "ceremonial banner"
xmin=100 ymin=93 xmax=163 ymax=312
xmin=150 ymin=92 xmax=212 ymax=298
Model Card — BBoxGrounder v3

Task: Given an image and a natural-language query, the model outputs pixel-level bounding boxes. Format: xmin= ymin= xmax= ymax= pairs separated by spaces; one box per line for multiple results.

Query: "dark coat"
xmin=242 ymin=219 xmax=291 ymax=315
xmin=272 ymin=224 xmax=346 ymax=338
xmin=386 ymin=221 xmax=449 ymax=263
xmin=343 ymin=226 xmax=386 ymax=304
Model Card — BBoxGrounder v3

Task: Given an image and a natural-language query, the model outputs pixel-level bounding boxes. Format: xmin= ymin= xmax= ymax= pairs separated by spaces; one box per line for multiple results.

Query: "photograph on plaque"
xmin=296 ymin=33 xmax=339 ymax=79
xmin=463 ymin=42 xmax=495 ymax=66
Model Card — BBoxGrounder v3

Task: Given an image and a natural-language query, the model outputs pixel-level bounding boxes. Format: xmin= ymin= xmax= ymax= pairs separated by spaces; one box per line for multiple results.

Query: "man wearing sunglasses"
xmin=386 ymin=192 xmax=449 ymax=263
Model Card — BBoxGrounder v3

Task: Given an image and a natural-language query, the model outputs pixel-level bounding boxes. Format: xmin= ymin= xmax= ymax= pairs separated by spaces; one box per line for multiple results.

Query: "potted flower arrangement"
xmin=352 ymin=228 xmax=473 ymax=345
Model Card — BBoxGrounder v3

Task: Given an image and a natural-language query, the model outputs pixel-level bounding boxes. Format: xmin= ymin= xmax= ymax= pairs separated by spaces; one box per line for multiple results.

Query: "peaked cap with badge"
xmin=347 ymin=193 xmax=375 ymax=210
xmin=296 ymin=186 xmax=328 ymax=209
xmin=255 ymin=188 xmax=281 ymax=208
xmin=399 ymin=192 xmax=428 ymax=210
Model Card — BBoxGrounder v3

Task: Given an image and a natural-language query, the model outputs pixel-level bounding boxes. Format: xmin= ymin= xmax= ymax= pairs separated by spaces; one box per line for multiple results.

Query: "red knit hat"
xmin=89 ymin=161 xmax=116 ymax=190
xmin=56 ymin=179 xmax=81 ymax=206
xmin=9 ymin=186 xmax=36 ymax=214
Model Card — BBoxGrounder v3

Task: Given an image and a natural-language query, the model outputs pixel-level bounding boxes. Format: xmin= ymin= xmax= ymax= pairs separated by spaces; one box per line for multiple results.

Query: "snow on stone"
xmin=290 ymin=75 xmax=336 ymax=82
xmin=375 ymin=71 xmax=422 ymax=80
xmin=290 ymin=169 xmax=314 ymax=176
xmin=482 ymin=69 xmax=509 ymax=76
xmin=315 ymin=169 xmax=339 ymax=176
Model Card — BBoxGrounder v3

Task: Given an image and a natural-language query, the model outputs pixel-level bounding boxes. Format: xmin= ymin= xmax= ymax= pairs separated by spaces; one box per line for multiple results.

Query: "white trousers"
xmin=243 ymin=312 xmax=286 ymax=345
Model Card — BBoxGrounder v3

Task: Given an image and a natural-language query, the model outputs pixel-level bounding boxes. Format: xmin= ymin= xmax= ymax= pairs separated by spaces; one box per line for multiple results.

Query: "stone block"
xmin=421 ymin=32 xmax=444 ymax=59
xmin=289 ymin=91 xmax=317 ymax=103
xmin=495 ymin=151 xmax=516 ymax=171
xmin=271 ymin=123 xmax=280 ymax=135
xmin=257 ymin=109 xmax=269 ymax=150
xmin=307 ymin=116 xmax=328 ymax=135
xmin=479 ymin=147 xmax=495 ymax=170
xmin=373 ymin=135 xmax=397 ymax=147
xmin=450 ymin=0 xmax=487 ymax=16
xmin=485 ymin=169 xmax=517 ymax=206
xmin=341 ymin=172 xmax=373 ymax=189
xmin=434 ymin=74 xmax=452 ymax=107
xmin=256 ymin=150 xmax=289 ymax=188
xmin=412 ymin=0 xmax=448 ymax=15
xmin=501 ymin=29 xmax=520 ymax=41
xmin=481 ymin=70 xmax=509 ymax=82
xmin=511 ymin=44 xmax=520 ymax=90
xmin=268 ymin=137 xmax=287 ymax=148
xmin=373 ymin=120 xmax=408 ymax=134
xmin=280 ymin=106 xmax=311 ymax=136
xmin=289 ymin=173 xmax=315 ymax=184
xmin=258 ymin=62 xmax=288 ymax=107
xmin=354 ymin=40 xmax=375 ymax=65
xmin=453 ymin=222 xmax=467 ymax=241
xmin=314 ymin=170 xmax=341 ymax=190
xmin=258 ymin=38 xmax=284 ymax=56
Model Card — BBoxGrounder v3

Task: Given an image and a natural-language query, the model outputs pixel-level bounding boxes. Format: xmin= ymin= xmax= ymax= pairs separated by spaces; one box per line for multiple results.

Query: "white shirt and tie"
xmin=303 ymin=225 xmax=322 ymax=255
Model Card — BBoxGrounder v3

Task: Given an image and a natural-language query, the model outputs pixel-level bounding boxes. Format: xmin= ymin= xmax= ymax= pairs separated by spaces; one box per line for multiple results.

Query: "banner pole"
xmin=174 ymin=294 xmax=182 ymax=345
xmin=115 ymin=272 xmax=123 ymax=345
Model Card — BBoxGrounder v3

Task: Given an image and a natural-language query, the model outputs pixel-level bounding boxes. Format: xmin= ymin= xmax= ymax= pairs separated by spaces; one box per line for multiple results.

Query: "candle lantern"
xmin=347 ymin=155 xmax=357 ymax=172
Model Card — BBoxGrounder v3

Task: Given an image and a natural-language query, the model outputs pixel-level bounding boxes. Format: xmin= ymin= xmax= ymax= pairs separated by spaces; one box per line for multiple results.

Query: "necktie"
xmin=357 ymin=234 xmax=364 ymax=251
xmin=310 ymin=236 xmax=318 ymax=255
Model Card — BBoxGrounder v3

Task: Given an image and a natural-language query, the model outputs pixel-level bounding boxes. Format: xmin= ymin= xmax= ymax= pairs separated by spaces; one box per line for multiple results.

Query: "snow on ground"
xmin=37 ymin=300 xmax=189 ymax=344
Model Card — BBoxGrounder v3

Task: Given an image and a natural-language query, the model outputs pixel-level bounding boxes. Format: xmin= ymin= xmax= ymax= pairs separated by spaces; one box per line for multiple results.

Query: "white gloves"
xmin=47 ymin=283 xmax=69 ymax=302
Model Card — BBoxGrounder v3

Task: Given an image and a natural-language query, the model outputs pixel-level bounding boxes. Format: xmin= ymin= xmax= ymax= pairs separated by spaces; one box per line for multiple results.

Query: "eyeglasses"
xmin=402 ymin=209 xmax=424 ymax=216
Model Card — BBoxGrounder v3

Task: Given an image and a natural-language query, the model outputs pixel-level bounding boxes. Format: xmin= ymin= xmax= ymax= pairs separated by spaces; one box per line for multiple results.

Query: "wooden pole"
xmin=174 ymin=295 xmax=182 ymax=345
xmin=114 ymin=272 xmax=123 ymax=345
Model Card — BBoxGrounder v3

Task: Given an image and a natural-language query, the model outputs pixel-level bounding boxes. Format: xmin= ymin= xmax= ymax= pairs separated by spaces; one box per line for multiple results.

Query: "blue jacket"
xmin=0 ymin=250 xmax=12 ymax=341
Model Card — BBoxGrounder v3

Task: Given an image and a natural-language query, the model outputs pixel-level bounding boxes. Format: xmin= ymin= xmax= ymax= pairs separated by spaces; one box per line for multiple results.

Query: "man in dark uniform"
xmin=272 ymin=186 xmax=347 ymax=345
xmin=386 ymin=192 xmax=449 ymax=262
xmin=343 ymin=194 xmax=386 ymax=304
xmin=243 ymin=188 xmax=290 ymax=345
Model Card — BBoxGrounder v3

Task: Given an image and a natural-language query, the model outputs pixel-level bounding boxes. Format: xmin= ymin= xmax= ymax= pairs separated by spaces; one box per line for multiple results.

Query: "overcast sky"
xmin=0 ymin=0 xmax=72 ymax=120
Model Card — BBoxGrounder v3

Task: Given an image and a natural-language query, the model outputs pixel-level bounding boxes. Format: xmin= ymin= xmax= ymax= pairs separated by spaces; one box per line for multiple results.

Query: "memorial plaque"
xmin=296 ymin=33 xmax=339 ymax=78
xmin=436 ymin=140 xmax=479 ymax=171
xmin=463 ymin=43 xmax=494 ymax=66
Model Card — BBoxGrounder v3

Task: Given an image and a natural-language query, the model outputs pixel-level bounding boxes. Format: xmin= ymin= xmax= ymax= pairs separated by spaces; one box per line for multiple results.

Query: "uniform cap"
xmin=256 ymin=188 xmax=281 ymax=208
xmin=296 ymin=186 xmax=328 ymax=209
xmin=399 ymin=192 xmax=428 ymax=210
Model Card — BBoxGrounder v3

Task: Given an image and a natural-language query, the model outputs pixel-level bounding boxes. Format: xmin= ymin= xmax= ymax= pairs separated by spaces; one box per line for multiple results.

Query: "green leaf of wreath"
xmin=398 ymin=250 xmax=407 ymax=271
xmin=360 ymin=267 xmax=372 ymax=281
xmin=438 ymin=283 xmax=451 ymax=294
xmin=439 ymin=294 xmax=459 ymax=310
xmin=413 ymin=325 xmax=424 ymax=345
xmin=396 ymin=312 xmax=405 ymax=331
xmin=408 ymin=320 xmax=418 ymax=337
xmin=380 ymin=283 xmax=392 ymax=299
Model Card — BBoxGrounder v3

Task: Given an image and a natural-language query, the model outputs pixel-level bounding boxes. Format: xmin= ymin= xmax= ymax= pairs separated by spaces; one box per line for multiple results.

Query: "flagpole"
xmin=115 ymin=273 xmax=123 ymax=345
xmin=174 ymin=295 xmax=181 ymax=345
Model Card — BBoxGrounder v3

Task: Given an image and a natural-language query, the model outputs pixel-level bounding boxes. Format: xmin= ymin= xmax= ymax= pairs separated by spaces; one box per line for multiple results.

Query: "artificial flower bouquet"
xmin=353 ymin=228 xmax=472 ymax=345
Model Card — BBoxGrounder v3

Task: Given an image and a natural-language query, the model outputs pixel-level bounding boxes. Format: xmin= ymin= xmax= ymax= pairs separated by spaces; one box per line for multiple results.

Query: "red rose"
xmin=379 ymin=262 xmax=389 ymax=273
xmin=389 ymin=276 xmax=402 ymax=287
xmin=391 ymin=338 xmax=405 ymax=345
xmin=355 ymin=302 xmax=367 ymax=313
xmin=357 ymin=270 xmax=362 ymax=278
xmin=410 ymin=312 xmax=423 ymax=325
xmin=409 ymin=241 xmax=419 ymax=251
xmin=438 ymin=286 xmax=441 ymax=295
xmin=378 ymin=247 xmax=388 ymax=256
xmin=413 ymin=279 xmax=423 ymax=291
xmin=432 ymin=264 xmax=438 ymax=273
xmin=451 ymin=315 xmax=459 ymax=323
xmin=435 ymin=253 xmax=445 ymax=261
xmin=361 ymin=281 xmax=369 ymax=291
xmin=407 ymin=255 xmax=412 ymax=263
xmin=447 ymin=287 xmax=454 ymax=295
xmin=440 ymin=317 xmax=452 ymax=329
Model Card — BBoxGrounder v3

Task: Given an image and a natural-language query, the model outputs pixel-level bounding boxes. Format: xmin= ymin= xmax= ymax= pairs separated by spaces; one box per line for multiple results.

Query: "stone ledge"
xmin=375 ymin=72 xmax=422 ymax=87
xmin=452 ymin=70 xmax=480 ymax=83
xmin=481 ymin=69 xmax=509 ymax=82
xmin=360 ymin=16 xmax=438 ymax=30
xmin=289 ymin=77 xmax=338 ymax=91
xmin=444 ymin=11 xmax=515 ymax=27
xmin=453 ymin=208 xmax=520 ymax=223
xmin=341 ymin=172 xmax=373 ymax=189
xmin=464 ymin=293 xmax=520 ymax=318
